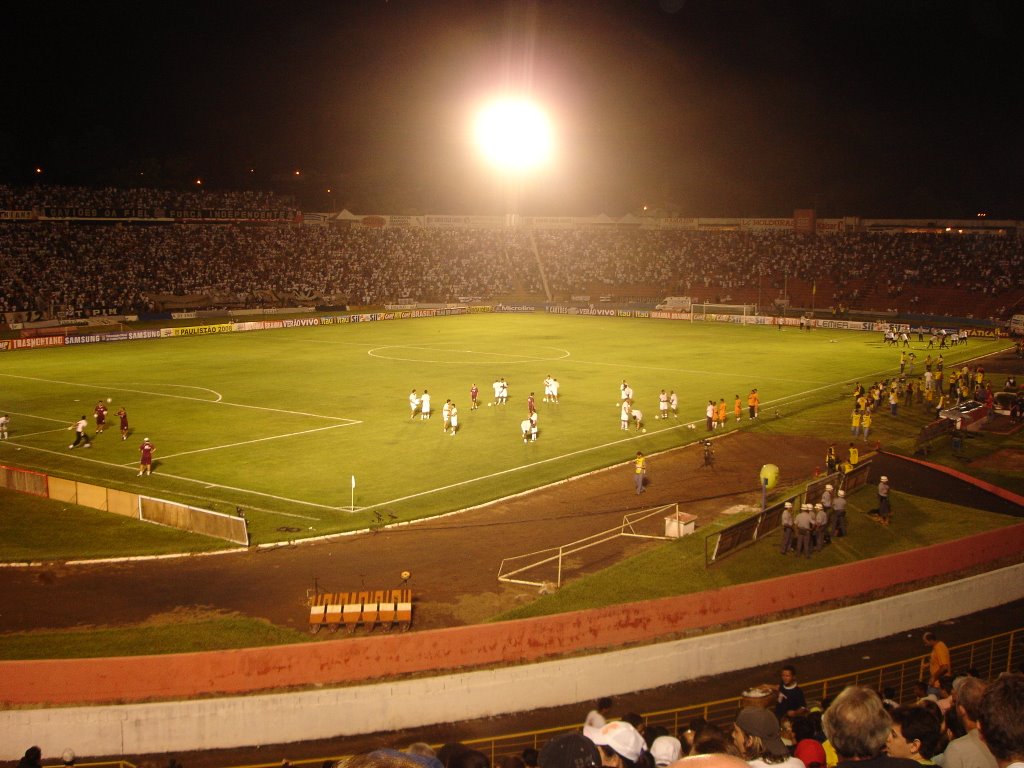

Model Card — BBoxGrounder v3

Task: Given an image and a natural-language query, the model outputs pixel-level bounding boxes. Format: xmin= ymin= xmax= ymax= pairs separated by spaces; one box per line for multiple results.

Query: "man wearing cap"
xmin=794 ymin=504 xmax=813 ymax=558
xmin=650 ymin=736 xmax=682 ymax=768
xmin=779 ymin=502 xmax=794 ymax=555
xmin=877 ymin=476 xmax=891 ymax=526
xmin=732 ymin=707 xmax=804 ymax=768
xmin=813 ymin=503 xmax=829 ymax=551
xmin=540 ymin=734 xmax=602 ymax=768
xmin=585 ymin=720 xmax=647 ymax=768
xmin=821 ymin=484 xmax=834 ymax=542
xmin=832 ymin=489 xmax=848 ymax=538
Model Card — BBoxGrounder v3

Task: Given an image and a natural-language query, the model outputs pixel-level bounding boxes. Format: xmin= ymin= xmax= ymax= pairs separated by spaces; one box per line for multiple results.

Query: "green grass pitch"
xmin=0 ymin=314 xmax=1006 ymax=545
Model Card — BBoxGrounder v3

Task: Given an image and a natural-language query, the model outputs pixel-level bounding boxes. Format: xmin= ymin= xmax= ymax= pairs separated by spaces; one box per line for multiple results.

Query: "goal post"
xmin=497 ymin=503 xmax=680 ymax=588
xmin=691 ymin=302 xmax=757 ymax=323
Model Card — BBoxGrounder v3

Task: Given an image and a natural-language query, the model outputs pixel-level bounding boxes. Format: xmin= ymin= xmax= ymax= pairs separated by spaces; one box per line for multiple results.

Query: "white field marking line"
xmin=0 ymin=441 xmax=332 ymax=519
xmin=6 ymin=428 xmax=68 ymax=440
xmin=367 ymin=344 xmax=571 ymax=364
xmin=0 ymin=374 xmax=226 ymax=404
xmin=141 ymin=423 xmax=353 ymax=462
xmin=364 ymin=342 xmax=1014 ymax=516
xmin=356 ymin=373 xmax=881 ymax=514
xmin=0 ymin=373 xmax=358 ymax=423
xmin=0 ymin=409 xmax=69 ymax=424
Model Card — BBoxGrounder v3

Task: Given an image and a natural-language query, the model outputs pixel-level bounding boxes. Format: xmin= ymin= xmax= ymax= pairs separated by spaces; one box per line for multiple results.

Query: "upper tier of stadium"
xmin=2 ymin=184 xmax=1022 ymax=323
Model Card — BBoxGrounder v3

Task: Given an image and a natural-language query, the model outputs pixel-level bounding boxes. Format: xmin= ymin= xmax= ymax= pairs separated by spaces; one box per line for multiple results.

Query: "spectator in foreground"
xmin=539 ymin=734 xmax=601 ymax=768
xmin=822 ymin=685 xmax=920 ymax=768
xmin=667 ymin=755 xmax=751 ymax=768
xmin=17 ymin=747 xmax=42 ymax=768
xmin=886 ymin=706 xmax=944 ymax=764
xmin=730 ymin=707 xmax=804 ymax=768
xmin=651 ymin=736 xmax=683 ymax=767
xmin=938 ymin=677 xmax=997 ymax=768
xmin=978 ymin=673 xmax=1024 ymax=768
xmin=343 ymin=751 xmax=434 ymax=768
xmin=585 ymin=720 xmax=651 ymax=768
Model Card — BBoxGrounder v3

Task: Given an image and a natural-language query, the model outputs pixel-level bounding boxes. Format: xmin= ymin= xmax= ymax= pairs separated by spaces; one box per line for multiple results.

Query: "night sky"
xmin=3 ymin=0 xmax=1022 ymax=218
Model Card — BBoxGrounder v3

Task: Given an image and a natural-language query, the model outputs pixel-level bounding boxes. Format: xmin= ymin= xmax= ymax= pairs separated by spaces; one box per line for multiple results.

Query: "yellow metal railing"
xmin=456 ymin=626 xmax=1021 ymax=762
xmin=85 ymin=626 xmax=1021 ymax=768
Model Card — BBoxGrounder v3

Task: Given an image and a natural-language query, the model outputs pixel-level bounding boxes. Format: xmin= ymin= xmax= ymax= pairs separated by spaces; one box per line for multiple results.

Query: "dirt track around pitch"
xmin=0 ymin=430 xmax=828 ymax=634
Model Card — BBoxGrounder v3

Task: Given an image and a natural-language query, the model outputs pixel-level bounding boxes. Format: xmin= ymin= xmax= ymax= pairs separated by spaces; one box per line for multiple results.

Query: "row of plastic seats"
xmin=308 ymin=588 xmax=412 ymax=633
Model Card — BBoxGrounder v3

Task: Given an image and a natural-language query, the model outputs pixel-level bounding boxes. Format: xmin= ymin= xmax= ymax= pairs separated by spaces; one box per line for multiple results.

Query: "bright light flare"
xmin=473 ymin=98 xmax=553 ymax=173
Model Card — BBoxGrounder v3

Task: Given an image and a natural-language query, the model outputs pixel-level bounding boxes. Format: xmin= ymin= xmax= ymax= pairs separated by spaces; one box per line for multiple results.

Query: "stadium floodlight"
xmin=473 ymin=97 xmax=554 ymax=173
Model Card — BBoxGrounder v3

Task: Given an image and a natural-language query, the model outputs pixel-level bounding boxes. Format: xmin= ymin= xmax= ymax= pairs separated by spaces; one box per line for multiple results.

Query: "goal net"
xmin=691 ymin=303 xmax=757 ymax=322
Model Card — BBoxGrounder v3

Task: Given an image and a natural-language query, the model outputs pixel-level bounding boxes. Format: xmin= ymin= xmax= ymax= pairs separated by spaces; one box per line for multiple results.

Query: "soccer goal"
xmin=497 ymin=503 xmax=683 ymax=588
xmin=691 ymin=302 xmax=757 ymax=323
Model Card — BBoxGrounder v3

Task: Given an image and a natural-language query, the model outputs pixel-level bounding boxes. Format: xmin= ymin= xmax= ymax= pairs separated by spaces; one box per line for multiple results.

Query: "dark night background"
xmin=2 ymin=0 xmax=1022 ymax=217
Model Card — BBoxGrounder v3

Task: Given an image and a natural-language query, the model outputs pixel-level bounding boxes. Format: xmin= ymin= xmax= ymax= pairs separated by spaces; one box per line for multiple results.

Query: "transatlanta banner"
xmin=3 ymin=336 xmax=67 ymax=350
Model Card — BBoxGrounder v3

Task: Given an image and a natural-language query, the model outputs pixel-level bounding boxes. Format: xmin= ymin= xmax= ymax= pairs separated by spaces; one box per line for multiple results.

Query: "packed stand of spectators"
xmin=0 ymin=183 xmax=297 ymax=212
xmin=533 ymin=230 xmax=1023 ymax=315
xmin=2 ymin=184 xmax=1021 ymax=319
xmin=0 ymin=222 xmax=542 ymax=316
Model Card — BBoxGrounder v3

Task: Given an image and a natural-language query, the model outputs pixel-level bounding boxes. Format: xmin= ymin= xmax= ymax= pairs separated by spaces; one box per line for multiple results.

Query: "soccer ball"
xmin=106 ymin=398 xmax=112 ymax=403
xmin=488 ymin=403 xmax=492 ymax=407
xmin=641 ymin=428 xmax=647 ymax=433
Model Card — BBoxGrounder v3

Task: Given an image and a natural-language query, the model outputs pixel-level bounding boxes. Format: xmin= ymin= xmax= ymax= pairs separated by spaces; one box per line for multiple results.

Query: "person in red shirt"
xmin=117 ymin=407 xmax=130 ymax=440
xmin=94 ymin=401 xmax=108 ymax=433
xmin=138 ymin=438 xmax=156 ymax=476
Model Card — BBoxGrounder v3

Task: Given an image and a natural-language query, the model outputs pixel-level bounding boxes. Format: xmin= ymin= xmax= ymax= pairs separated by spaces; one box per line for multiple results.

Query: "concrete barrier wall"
xmin=2 ymin=522 xmax=1022 ymax=710
xmin=4 ymin=562 xmax=1022 ymax=760
xmin=76 ymin=482 xmax=108 ymax=511
xmin=107 ymin=488 xmax=138 ymax=517
xmin=48 ymin=476 xmax=77 ymax=503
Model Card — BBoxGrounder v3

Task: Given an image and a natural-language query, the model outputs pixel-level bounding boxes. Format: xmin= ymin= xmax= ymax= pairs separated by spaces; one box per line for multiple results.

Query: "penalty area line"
xmin=1 ymin=441 xmax=340 ymax=518
xmin=151 ymin=423 xmax=359 ymax=461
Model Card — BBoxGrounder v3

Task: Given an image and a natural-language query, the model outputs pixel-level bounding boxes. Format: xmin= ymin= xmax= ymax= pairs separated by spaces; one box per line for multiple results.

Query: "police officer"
xmin=779 ymin=502 xmax=794 ymax=555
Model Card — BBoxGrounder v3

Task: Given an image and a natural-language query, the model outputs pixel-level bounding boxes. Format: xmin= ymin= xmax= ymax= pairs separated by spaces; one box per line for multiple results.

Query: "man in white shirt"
xmin=584 ymin=697 xmax=612 ymax=730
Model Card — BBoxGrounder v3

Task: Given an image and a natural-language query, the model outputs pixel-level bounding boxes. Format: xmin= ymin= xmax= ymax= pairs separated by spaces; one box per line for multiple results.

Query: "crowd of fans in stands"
xmin=0 ymin=184 xmax=296 ymax=212
xmin=17 ymin=655 xmax=1024 ymax=768
xmin=1 ymin=186 xmax=1022 ymax=319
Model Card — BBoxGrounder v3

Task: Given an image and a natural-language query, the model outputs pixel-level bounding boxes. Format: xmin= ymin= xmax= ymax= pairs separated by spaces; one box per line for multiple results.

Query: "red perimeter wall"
xmin=3 ymin=522 xmax=1022 ymax=707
